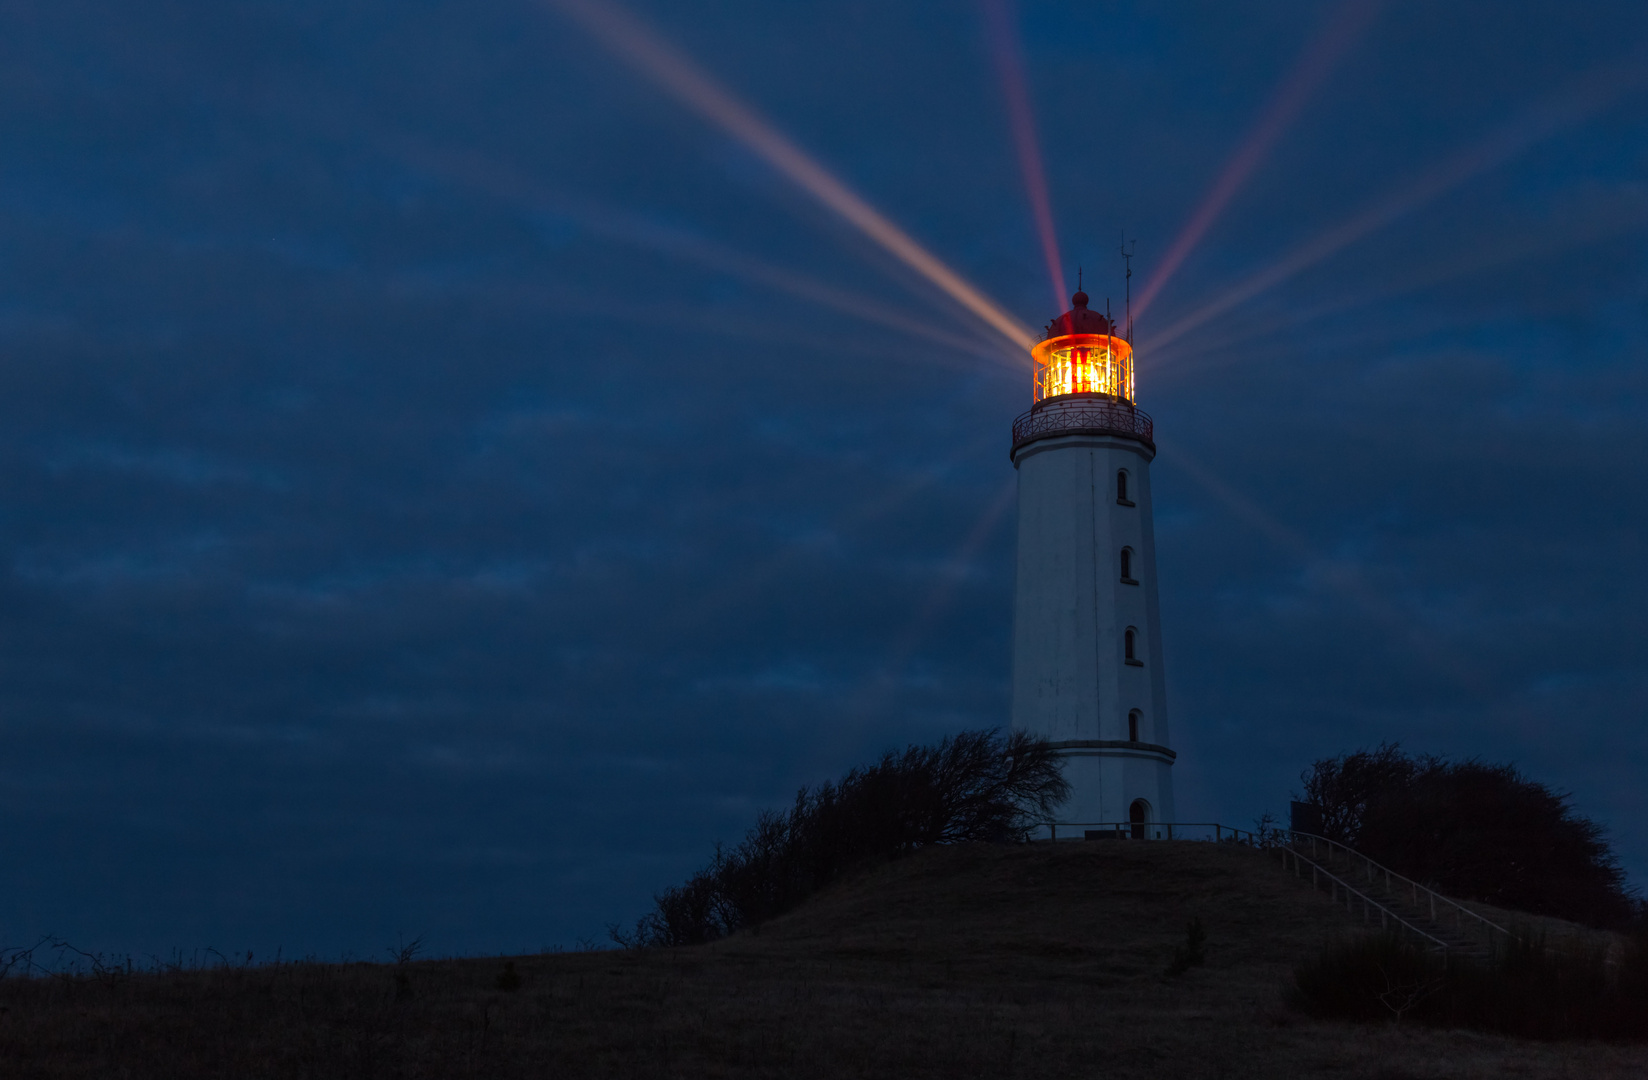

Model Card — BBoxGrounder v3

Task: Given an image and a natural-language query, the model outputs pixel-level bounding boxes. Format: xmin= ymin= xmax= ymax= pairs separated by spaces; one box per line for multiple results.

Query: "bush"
xmin=620 ymin=729 xmax=1068 ymax=947
xmin=1298 ymin=745 xmax=1639 ymax=928
xmin=1165 ymin=917 xmax=1207 ymax=977
xmin=1291 ymin=930 xmax=1648 ymax=1041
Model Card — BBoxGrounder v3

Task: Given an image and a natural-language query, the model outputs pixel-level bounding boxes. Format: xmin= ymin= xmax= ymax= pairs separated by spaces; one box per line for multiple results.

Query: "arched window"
xmin=1128 ymin=709 xmax=1141 ymax=742
xmin=1125 ymin=627 xmax=1136 ymax=660
xmin=1116 ymin=469 xmax=1133 ymax=505
xmin=1120 ymin=548 xmax=1137 ymax=584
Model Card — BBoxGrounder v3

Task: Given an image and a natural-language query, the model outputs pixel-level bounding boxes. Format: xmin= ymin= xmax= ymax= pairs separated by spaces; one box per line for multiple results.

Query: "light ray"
xmin=1146 ymin=196 xmax=1648 ymax=386
xmin=678 ymin=431 xmax=1005 ymax=632
xmin=1167 ymin=441 xmax=1493 ymax=695
xmin=980 ymin=0 xmax=1066 ymax=311
xmin=1145 ymin=53 xmax=1648 ymax=357
xmin=853 ymin=476 xmax=1019 ymax=715
xmin=1132 ymin=0 xmax=1383 ymax=320
xmin=544 ymin=0 xmax=1037 ymax=351
xmin=399 ymin=143 xmax=1010 ymax=364
xmin=408 ymin=273 xmax=1011 ymax=386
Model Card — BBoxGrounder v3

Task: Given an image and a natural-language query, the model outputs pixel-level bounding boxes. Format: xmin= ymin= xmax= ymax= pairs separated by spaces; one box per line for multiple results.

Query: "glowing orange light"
xmin=1031 ymin=332 xmax=1134 ymax=404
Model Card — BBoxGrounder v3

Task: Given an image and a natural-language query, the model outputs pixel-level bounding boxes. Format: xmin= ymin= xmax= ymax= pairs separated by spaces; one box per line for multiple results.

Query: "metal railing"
xmin=1039 ymin=822 xmax=1499 ymax=954
xmin=1283 ymin=831 xmax=1513 ymax=950
xmin=1278 ymin=843 xmax=1452 ymax=951
xmin=1011 ymin=398 xmax=1154 ymax=454
xmin=1045 ymin=821 xmax=1256 ymax=843
xmin=1035 ymin=821 xmax=1578 ymax=958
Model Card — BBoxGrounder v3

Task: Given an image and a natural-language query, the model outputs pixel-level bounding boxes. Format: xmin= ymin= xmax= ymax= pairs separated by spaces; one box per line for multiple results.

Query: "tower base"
xmin=1041 ymin=741 xmax=1176 ymax=834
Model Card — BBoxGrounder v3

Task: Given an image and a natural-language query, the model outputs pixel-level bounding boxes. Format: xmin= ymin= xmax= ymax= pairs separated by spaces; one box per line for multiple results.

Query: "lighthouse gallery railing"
xmin=1011 ymin=397 xmax=1154 ymax=453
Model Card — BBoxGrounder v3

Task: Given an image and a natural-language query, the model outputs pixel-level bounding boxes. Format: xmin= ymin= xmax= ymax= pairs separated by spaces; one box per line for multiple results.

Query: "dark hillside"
xmin=4 ymin=841 xmax=1644 ymax=1078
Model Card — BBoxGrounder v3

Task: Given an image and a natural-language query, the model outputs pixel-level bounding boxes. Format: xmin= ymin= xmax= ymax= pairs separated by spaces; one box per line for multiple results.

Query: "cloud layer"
xmin=0 ymin=0 xmax=1645 ymax=956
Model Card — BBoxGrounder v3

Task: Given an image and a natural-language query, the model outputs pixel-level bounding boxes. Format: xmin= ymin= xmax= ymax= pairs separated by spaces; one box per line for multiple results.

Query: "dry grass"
xmin=1454 ymin=897 xmax=1632 ymax=962
xmin=2 ymin=841 xmax=1643 ymax=1078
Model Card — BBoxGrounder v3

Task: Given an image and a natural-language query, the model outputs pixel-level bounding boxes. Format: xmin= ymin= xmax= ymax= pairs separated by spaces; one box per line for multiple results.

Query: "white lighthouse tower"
xmin=1009 ymin=287 xmax=1175 ymax=836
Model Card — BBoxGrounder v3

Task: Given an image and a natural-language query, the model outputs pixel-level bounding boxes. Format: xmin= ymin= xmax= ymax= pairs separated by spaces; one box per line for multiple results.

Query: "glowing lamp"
xmin=1030 ymin=290 xmax=1134 ymax=404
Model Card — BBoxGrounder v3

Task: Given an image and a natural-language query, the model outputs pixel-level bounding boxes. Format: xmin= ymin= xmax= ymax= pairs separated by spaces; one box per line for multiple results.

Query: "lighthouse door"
xmin=1129 ymin=799 xmax=1150 ymax=840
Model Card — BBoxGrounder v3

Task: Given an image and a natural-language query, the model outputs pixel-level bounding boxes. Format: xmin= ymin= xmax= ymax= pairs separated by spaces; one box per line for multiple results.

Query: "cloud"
xmin=0 ymin=0 xmax=1645 ymax=957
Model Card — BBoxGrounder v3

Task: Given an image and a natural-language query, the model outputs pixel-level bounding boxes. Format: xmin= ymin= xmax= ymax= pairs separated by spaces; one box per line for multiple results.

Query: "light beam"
xmin=1167 ymin=441 xmax=1493 ymax=695
xmin=1146 ymin=52 xmax=1648 ymax=356
xmin=678 ymin=431 xmax=1004 ymax=632
xmin=980 ymin=0 xmax=1066 ymax=311
xmin=853 ymin=476 xmax=1019 ymax=716
xmin=1132 ymin=0 xmax=1383 ymax=321
xmin=396 ymin=142 xmax=1011 ymax=364
xmin=546 ymin=0 xmax=1037 ymax=351
xmin=1146 ymin=194 xmax=1648 ymax=385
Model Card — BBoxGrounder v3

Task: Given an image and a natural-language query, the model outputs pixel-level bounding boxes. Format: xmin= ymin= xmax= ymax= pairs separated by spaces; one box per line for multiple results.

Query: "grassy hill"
xmin=4 ymin=840 xmax=1644 ymax=1078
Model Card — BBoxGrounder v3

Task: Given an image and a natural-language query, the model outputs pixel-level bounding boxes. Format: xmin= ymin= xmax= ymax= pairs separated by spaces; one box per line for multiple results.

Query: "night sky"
xmin=2 ymin=0 xmax=1645 ymax=960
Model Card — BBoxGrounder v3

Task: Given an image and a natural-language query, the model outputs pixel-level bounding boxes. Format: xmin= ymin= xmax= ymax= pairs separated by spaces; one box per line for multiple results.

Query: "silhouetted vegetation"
xmin=1298 ymin=744 xmax=1639 ymax=928
xmin=1292 ymin=929 xmax=1648 ymax=1041
xmin=1166 ymin=917 xmax=1207 ymax=976
xmin=618 ymin=729 xmax=1069 ymax=947
xmin=6 ymin=844 xmax=1643 ymax=1076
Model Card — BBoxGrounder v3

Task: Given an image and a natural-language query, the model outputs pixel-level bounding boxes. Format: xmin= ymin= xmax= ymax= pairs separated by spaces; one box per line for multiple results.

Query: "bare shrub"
xmin=1291 ymin=930 xmax=1648 ymax=1041
xmin=1298 ymin=746 xmax=1639 ymax=928
xmin=625 ymin=729 xmax=1068 ymax=947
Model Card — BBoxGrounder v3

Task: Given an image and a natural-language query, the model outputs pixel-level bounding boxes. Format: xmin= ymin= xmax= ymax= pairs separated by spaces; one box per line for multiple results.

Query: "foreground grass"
xmin=3 ymin=842 xmax=1645 ymax=1078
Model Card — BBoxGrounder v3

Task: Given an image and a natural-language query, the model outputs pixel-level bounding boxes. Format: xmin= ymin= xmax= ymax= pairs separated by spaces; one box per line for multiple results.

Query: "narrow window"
xmin=1128 ymin=710 xmax=1141 ymax=742
xmin=1120 ymin=547 xmax=1137 ymax=584
xmin=1116 ymin=470 xmax=1134 ymax=506
xmin=1125 ymin=627 xmax=1143 ymax=666
xmin=1124 ymin=628 xmax=1135 ymax=660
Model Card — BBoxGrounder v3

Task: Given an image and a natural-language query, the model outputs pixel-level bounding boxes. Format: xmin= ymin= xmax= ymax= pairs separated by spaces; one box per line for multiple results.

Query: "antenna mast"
xmin=1120 ymin=236 xmax=1135 ymax=345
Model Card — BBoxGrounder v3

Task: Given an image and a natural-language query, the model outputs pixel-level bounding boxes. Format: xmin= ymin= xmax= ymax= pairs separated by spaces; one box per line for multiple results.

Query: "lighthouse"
xmin=1009 ymin=288 xmax=1175 ymax=836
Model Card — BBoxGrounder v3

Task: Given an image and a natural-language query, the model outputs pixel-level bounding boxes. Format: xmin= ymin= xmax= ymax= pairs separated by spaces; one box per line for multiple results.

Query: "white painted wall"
xmin=1010 ymin=431 xmax=1175 ymax=828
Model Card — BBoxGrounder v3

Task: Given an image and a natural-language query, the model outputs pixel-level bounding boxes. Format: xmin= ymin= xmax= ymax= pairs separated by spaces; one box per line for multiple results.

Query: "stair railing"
xmin=1044 ymin=821 xmax=1257 ymax=843
xmin=1278 ymin=844 xmax=1452 ymax=951
xmin=1285 ymin=831 xmax=1512 ymax=949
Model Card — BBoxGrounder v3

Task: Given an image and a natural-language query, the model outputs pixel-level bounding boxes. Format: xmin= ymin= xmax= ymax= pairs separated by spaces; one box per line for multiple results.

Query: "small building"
xmin=1009 ymin=289 xmax=1176 ymax=836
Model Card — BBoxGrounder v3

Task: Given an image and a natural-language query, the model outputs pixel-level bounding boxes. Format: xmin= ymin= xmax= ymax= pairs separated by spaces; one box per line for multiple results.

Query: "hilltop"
xmin=3 ymin=840 xmax=1644 ymax=1078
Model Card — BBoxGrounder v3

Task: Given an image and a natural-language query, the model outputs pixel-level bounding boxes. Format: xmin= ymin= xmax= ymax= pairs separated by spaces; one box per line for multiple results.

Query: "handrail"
xmin=1045 ymin=821 xmax=1257 ymax=843
xmin=1284 ymin=831 xmax=1513 ymax=946
xmin=1279 ymin=844 xmax=1451 ymax=951
xmin=1041 ymin=822 xmax=1610 ymax=961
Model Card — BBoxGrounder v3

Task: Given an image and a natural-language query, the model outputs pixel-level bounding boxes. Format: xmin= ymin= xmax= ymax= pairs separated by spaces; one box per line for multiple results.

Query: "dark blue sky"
xmin=2 ymin=0 xmax=1645 ymax=959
